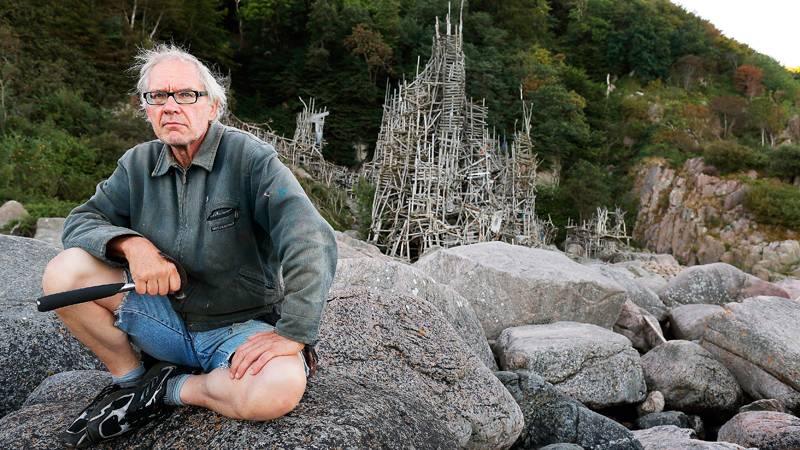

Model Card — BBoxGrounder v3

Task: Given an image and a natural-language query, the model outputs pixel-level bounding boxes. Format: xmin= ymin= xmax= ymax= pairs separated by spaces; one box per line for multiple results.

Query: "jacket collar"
xmin=151 ymin=120 xmax=224 ymax=177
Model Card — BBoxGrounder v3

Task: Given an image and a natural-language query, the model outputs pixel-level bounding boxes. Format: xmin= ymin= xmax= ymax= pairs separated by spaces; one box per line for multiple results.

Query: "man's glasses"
xmin=143 ymin=90 xmax=208 ymax=105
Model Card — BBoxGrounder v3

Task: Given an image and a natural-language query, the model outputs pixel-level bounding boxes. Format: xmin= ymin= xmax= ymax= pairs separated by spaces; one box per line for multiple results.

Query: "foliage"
xmin=733 ymin=65 xmax=764 ymax=99
xmin=766 ymin=144 xmax=800 ymax=181
xmin=297 ymin=176 xmax=352 ymax=231
xmin=3 ymin=0 xmax=800 ymax=239
xmin=0 ymin=199 xmax=79 ymax=237
xmin=744 ymin=180 xmax=800 ymax=228
xmin=344 ymin=23 xmax=394 ymax=83
xmin=703 ymin=140 xmax=763 ymax=174
xmin=353 ymin=176 xmax=375 ymax=239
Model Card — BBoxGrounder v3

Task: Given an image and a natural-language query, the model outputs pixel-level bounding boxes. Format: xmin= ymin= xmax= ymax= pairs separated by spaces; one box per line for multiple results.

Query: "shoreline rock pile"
xmin=1 ymin=234 xmax=798 ymax=449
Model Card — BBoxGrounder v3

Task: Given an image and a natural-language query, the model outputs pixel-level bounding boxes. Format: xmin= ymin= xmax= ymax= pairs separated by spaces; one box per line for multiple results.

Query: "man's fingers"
xmin=229 ymin=342 xmax=258 ymax=378
xmin=146 ymin=278 xmax=159 ymax=296
xmin=168 ymin=267 xmax=181 ymax=293
xmin=134 ymin=279 xmax=147 ymax=295
xmin=249 ymin=352 xmax=273 ymax=376
xmin=157 ymin=277 xmax=169 ymax=296
xmin=235 ymin=343 xmax=271 ymax=379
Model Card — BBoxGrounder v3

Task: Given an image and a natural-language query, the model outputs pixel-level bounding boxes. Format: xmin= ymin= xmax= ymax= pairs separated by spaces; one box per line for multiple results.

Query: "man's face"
xmin=145 ymin=59 xmax=218 ymax=149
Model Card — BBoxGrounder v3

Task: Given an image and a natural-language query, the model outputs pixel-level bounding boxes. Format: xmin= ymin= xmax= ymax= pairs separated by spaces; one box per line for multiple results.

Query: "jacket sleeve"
xmin=61 ymin=156 xmax=142 ymax=267
xmin=248 ymin=149 xmax=337 ymax=345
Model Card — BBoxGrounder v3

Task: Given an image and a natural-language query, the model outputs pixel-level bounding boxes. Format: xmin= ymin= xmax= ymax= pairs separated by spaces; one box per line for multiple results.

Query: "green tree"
xmin=711 ymin=95 xmax=747 ymax=138
xmin=526 ymin=84 xmax=592 ymax=169
xmin=749 ymin=96 xmax=786 ymax=147
xmin=766 ymin=144 xmax=800 ymax=182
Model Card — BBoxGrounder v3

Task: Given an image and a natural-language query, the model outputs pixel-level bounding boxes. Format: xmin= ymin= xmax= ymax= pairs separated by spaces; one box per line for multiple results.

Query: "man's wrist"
xmin=108 ymin=235 xmax=148 ymax=259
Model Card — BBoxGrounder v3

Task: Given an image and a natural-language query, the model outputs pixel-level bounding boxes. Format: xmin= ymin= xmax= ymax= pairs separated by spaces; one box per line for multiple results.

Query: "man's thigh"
xmin=191 ymin=319 xmax=310 ymax=376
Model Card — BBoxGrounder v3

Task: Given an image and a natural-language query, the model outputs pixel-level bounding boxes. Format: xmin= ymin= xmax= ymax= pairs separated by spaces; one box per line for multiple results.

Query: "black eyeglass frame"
xmin=142 ymin=90 xmax=209 ymax=105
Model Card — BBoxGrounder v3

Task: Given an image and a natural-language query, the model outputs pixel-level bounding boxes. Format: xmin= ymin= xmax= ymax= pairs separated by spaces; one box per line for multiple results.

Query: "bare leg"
xmin=180 ymin=353 xmax=307 ymax=421
xmin=42 ymin=248 xmax=140 ymax=377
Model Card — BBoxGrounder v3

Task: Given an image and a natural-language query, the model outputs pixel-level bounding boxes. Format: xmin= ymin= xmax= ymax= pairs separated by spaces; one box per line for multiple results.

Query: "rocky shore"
xmin=1 ymin=232 xmax=798 ymax=449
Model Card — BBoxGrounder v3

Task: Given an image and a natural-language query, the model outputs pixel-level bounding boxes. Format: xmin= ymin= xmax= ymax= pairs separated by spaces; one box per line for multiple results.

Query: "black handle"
xmin=36 ymin=283 xmax=127 ymax=312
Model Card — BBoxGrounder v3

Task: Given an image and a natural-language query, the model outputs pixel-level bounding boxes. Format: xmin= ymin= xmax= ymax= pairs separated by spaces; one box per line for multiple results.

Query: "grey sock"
xmin=164 ymin=374 xmax=191 ymax=406
xmin=111 ymin=362 xmax=145 ymax=385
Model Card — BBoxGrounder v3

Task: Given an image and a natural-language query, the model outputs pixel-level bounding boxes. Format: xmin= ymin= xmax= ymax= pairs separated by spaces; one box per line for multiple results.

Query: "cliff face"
xmin=633 ymin=158 xmax=800 ymax=280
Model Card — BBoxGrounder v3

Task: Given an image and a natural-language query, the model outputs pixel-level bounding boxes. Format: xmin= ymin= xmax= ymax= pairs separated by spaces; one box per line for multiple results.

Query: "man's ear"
xmin=209 ymin=100 xmax=219 ymax=121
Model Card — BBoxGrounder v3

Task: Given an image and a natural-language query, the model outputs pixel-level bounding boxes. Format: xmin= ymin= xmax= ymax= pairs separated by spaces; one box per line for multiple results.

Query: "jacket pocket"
xmin=207 ymin=200 xmax=240 ymax=232
xmin=238 ymin=267 xmax=282 ymax=306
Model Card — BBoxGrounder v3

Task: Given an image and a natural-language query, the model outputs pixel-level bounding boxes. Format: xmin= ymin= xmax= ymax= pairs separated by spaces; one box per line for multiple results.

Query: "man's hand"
xmin=110 ymin=236 xmax=180 ymax=296
xmin=229 ymin=331 xmax=304 ymax=379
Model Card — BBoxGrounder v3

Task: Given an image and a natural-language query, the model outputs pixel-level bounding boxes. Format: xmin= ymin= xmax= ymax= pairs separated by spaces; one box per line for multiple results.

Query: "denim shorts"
xmin=114 ymin=272 xmax=308 ymax=375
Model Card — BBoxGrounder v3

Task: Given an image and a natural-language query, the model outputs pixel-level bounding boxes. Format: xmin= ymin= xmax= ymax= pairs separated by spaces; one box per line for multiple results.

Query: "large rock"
xmin=331 ymin=257 xmax=497 ymax=370
xmin=590 ymin=263 xmax=668 ymax=320
xmin=641 ymin=340 xmax=742 ymax=413
xmin=660 ymin=263 xmax=789 ymax=307
xmin=718 ymin=411 xmax=800 ymax=450
xmin=632 ymin=425 xmax=749 ymax=450
xmin=0 ymin=200 xmax=28 ymax=228
xmin=701 ymin=296 xmax=800 ymax=412
xmin=613 ymin=300 xmax=665 ymax=352
xmin=636 ymin=411 xmax=691 ymax=429
xmin=496 ymin=322 xmax=646 ymax=408
xmin=739 ymin=399 xmax=789 ymax=414
xmin=334 ymin=230 xmax=389 ymax=260
xmin=33 ymin=217 xmax=65 ymax=248
xmin=415 ymin=242 xmax=627 ymax=340
xmin=669 ymin=304 xmax=725 ymax=341
xmin=0 ymin=235 xmax=102 ymax=417
xmin=23 ymin=370 xmax=110 ymax=408
xmin=0 ymin=289 xmax=523 ymax=449
xmin=497 ymin=370 xmax=643 ymax=450
xmin=774 ymin=278 xmax=800 ymax=300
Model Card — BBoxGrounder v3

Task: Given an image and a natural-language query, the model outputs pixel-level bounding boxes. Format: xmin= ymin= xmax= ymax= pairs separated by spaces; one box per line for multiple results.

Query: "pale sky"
xmin=670 ymin=0 xmax=799 ymax=68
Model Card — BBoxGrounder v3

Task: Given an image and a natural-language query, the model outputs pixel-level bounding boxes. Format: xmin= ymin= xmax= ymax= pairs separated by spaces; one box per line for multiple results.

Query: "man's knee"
xmin=42 ymin=248 xmax=126 ymax=316
xmin=237 ymin=359 xmax=307 ymax=421
xmin=43 ymin=248 xmax=121 ymax=293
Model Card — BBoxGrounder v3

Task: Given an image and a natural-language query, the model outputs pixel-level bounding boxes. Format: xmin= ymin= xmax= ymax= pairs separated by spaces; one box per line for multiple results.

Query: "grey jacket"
xmin=62 ymin=121 xmax=337 ymax=344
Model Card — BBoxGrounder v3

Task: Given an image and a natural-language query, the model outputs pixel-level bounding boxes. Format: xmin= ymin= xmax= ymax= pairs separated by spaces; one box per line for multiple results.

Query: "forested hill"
xmin=2 ymin=0 xmax=799 ymax=238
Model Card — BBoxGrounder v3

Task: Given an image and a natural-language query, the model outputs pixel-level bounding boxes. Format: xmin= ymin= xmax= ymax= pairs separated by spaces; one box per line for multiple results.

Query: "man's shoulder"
xmin=220 ymin=124 xmax=278 ymax=160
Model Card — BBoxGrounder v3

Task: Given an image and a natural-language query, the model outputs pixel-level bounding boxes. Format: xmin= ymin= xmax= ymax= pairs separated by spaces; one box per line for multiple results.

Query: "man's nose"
xmin=162 ymin=95 xmax=181 ymax=112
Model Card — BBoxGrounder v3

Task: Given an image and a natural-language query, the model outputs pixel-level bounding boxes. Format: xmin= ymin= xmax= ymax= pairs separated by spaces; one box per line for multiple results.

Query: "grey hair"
xmin=133 ymin=43 xmax=227 ymax=120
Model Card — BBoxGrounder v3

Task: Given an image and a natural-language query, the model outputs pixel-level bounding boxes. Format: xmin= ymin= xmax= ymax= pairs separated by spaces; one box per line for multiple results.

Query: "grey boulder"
xmin=702 ymin=296 xmax=800 ymax=412
xmin=660 ymin=263 xmax=789 ymax=307
xmin=334 ymin=230 xmax=389 ymax=260
xmin=739 ymin=399 xmax=789 ymax=414
xmin=23 ymin=370 xmax=110 ymax=408
xmin=33 ymin=217 xmax=65 ymax=248
xmin=0 ymin=200 xmax=28 ymax=228
xmin=632 ymin=426 xmax=749 ymax=450
xmin=331 ymin=257 xmax=497 ymax=370
xmin=613 ymin=299 xmax=666 ymax=352
xmin=590 ymin=263 xmax=668 ymax=320
xmin=0 ymin=235 xmax=102 ymax=417
xmin=636 ymin=411 xmax=690 ymax=429
xmin=1 ymin=289 xmax=524 ymax=449
xmin=497 ymin=370 xmax=642 ymax=450
xmin=668 ymin=304 xmax=725 ymax=341
xmin=718 ymin=411 xmax=800 ymax=450
xmin=641 ymin=340 xmax=742 ymax=413
xmin=415 ymin=242 xmax=626 ymax=340
xmin=496 ymin=322 xmax=646 ymax=408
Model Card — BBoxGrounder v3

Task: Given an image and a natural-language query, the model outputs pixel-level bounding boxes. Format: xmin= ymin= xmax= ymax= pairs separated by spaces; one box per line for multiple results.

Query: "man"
xmin=42 ymin=44 xmax=337 ymax=447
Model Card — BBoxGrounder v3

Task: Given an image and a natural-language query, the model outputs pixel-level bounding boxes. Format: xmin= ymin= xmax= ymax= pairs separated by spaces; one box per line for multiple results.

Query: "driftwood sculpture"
xmin=364 ymin=7 xmax=554 ymax=261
